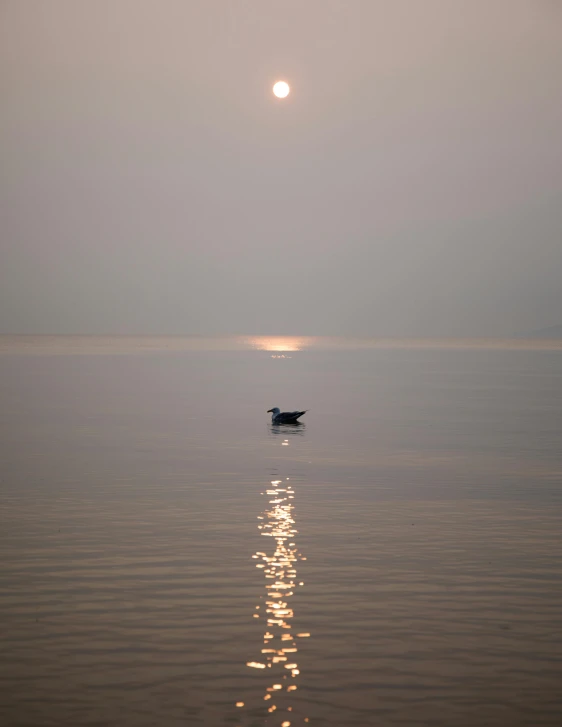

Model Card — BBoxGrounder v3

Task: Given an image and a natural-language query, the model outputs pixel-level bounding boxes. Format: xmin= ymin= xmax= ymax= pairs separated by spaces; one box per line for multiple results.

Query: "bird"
xmin=267 ymin=407 xmax=307 ymax=424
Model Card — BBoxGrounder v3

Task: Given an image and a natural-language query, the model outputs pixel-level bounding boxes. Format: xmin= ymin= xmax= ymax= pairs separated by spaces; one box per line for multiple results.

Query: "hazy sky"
xmin=1 ymin=0 xmax=561 ymax=336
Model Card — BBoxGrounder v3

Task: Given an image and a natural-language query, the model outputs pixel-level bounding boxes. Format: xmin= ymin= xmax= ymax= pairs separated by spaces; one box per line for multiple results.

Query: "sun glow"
xmin=273 ymin=81 xmax=290 ymax=98
xmin=248 ymin=337 xmax=305 ymax=352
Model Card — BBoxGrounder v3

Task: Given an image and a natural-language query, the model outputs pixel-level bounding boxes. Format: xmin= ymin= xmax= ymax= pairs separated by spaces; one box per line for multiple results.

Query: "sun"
xmin=273 ymin=81 xmax=290 ymax=99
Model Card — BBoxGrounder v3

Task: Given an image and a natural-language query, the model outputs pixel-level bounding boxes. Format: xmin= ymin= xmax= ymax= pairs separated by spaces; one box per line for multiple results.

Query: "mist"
xmin=2 ymin=0 xmax=561 ymax=336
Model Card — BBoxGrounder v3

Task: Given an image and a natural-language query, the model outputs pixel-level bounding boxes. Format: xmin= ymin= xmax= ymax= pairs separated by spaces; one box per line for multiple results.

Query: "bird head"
xmin=267 ymin=408 xmax=280 ymax=414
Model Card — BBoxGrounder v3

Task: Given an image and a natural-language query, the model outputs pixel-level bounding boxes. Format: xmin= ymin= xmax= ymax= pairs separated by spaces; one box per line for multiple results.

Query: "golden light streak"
xmin=245 ymin=465 xmax=311 ymax=716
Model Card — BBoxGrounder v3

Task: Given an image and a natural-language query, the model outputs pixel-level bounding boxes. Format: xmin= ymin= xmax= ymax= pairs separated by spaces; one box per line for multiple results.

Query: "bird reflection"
xmin=269 ymin=423 xmax=306 ymax=437
xmin=239 ymin=434 xmax=310 ymax=725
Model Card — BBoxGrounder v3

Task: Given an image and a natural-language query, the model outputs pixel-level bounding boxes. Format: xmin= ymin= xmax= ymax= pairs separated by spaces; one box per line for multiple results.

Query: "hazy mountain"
xmin=519 ymin=324 xmax=562 ymax=339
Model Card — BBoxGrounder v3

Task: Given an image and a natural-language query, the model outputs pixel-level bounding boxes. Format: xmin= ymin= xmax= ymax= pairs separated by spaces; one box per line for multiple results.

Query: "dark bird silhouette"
xmin=267 ymin=407 xmax=307 ymax=424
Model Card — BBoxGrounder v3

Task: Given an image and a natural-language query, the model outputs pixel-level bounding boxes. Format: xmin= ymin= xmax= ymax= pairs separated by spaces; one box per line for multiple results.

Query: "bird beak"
xmin=267 ymin=409 xmax=273 ymax=413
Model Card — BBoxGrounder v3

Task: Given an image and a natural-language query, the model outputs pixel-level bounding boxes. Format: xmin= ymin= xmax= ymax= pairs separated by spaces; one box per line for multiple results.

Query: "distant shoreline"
xmin=1 ymin=334 xmax=562 ymax=356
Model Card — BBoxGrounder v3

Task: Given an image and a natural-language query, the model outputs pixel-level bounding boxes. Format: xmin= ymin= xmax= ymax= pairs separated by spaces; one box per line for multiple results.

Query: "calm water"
xmin=1 ymin=336 xmax=562 ymax=727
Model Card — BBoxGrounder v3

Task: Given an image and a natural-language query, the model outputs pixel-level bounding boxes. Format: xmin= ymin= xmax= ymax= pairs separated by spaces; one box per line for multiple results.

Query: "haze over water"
xmin=1 ymin=336 xmax=562 ymax=726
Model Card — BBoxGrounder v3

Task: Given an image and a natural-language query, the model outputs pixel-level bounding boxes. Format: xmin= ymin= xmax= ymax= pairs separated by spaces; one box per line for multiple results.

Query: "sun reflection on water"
xmin=238 ymin=436 xmax=310 ymax=725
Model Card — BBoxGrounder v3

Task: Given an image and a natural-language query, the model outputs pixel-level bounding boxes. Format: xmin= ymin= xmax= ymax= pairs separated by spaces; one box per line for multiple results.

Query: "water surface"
xmin=1 ymin=336 xmax=561 ymax=726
